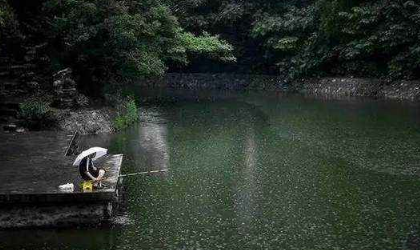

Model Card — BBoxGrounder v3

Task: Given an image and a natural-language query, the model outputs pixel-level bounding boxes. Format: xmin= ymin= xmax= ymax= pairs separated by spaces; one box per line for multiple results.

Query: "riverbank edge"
xmin=42 ymin=75 xmax=420 ymax=133
xmin=3 ymin=73 xmax=419 ymax=135
xmin=138 ymin=73 xmax=420 ymax=101
xmin=0 ymin=92 xmax=139 ymax=135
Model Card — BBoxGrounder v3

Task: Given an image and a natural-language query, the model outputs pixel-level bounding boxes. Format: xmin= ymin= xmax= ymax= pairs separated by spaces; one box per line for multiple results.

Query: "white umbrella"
xmin=72 ymin=147 xmax=108 ymax=167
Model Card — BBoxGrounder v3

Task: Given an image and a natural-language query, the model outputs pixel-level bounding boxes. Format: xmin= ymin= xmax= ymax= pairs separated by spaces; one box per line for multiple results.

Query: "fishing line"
xmin=119 ymin=169 xmax=168 ymax=178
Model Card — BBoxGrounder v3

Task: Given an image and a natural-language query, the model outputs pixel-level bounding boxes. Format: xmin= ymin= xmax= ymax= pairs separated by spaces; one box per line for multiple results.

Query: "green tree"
xmin=251 ymin=0 xmax=420 ymax=79
xmin=43 ymin=0 xmax=234 ymax=93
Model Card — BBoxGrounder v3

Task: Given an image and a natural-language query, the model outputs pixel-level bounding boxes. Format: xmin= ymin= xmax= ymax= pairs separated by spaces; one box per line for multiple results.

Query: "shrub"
xmin=19 ymin=100 xmax=54 ymax=130
xmin=114 ymin=96 xmax=139 ymax=131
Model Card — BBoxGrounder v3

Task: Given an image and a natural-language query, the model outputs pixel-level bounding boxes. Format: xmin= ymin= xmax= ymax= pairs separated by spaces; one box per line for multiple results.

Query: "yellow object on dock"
xmin=81 ymin=181 xmax=93 ymax=192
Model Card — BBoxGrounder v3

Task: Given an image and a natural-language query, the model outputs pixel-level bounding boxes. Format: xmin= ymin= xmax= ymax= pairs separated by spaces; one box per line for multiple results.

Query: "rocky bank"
xmin=1 ymin=67 xmax=115 ymax=135
xmin=56 ymin=108 xmax=115 ymax=135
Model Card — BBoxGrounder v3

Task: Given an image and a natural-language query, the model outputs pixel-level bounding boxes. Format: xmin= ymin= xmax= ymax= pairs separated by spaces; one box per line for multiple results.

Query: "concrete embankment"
xmin=138 ymin=73 xmax=420 ymax=101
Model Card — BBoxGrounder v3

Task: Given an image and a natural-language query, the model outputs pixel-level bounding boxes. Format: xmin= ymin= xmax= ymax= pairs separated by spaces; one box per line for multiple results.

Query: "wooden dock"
xmin=0 ymin=131 xmax=123 ymax=228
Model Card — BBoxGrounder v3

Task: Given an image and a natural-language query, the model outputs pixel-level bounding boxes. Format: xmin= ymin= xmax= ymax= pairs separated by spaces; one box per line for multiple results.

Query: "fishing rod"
xmin=119 ymin=169 xmax=168 ymax=178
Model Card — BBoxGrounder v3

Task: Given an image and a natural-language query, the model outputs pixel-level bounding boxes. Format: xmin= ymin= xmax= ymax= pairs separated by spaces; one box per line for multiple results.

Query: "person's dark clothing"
xmin=79 ymin=157 xmax=100 ymax=181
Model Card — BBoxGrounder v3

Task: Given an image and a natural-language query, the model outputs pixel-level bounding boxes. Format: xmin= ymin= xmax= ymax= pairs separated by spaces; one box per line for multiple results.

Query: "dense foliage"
xmin=175 ymin=0 xmax=420 ymax=79
xmin=44 ymin=0 xmax=235 ymax=92
xmin=1 ymin=0 xmax=420 ymax=89
xmin=0 ymin=0 xmax=234 ymax=94
xmin=251 ymin=0 xmax=420 ymax=79
xmin=45 ymin=1 xmax=233 ymax=73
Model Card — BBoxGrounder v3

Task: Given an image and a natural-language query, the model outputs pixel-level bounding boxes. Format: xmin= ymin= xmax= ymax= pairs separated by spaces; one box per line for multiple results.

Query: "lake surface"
xmin=2 ymin=90 xmax=420 ymax=250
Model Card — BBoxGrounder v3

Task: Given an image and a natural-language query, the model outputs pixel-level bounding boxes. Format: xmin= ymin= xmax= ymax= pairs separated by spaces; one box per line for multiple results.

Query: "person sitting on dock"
xmin=73 ymin=147 xmax=109 ymax=189
xmin=79 ymin=155 xmax=106 ymax=186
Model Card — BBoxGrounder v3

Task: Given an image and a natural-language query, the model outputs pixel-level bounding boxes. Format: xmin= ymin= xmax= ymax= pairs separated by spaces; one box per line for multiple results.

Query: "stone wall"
xmin=298 ymin=78 xmax=420 ymax=101
xmin=297 ymin=78 xmax=382 ymax=98
xmin=380 ymin=81 xmax=420 ymax=101
xmin=137 ymin=73 xmax=420 ymax=101
xmin=137 ymin=73 xmax=287 ymax=90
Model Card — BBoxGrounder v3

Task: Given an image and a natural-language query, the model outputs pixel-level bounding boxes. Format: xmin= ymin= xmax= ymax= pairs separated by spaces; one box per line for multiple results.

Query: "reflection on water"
xmin=138 ymin=109 xmax=169 ymax=172
xmin=236 ymin=126 xmax=258 ymax=232
xmin=2 ymin=90 xmax=420 ymax=250
xmin=114 ymin=108 xmax=170 ymax=175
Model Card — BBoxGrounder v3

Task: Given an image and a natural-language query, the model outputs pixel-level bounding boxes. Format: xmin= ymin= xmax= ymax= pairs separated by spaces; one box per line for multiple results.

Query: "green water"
xmin=2 ymin=90 xmax=420 ymax=250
